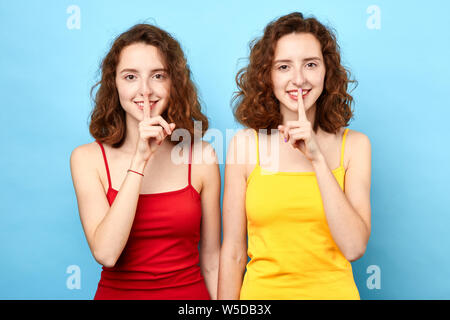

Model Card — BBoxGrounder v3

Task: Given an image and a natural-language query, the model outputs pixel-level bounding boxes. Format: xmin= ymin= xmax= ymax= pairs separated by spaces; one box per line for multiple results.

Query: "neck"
xmin=119 ymin=115 xmax=140 ymax=153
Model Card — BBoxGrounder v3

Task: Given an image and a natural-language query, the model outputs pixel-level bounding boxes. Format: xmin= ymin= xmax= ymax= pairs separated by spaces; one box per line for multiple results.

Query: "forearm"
xmin=218 ymin=247 xmax=247 ymax=299
xmin=201 ymin=253 xmax=219 ymax=300
xmin=312 ymin=155 xmax=369 ymax=261
xmin=93 ymin=157 xmax=146 ymax=267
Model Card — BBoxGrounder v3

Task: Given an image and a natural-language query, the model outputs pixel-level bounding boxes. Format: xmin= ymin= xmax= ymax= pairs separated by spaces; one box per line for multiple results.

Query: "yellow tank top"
xmin=240 ymin=128 xmax=360 ymax=300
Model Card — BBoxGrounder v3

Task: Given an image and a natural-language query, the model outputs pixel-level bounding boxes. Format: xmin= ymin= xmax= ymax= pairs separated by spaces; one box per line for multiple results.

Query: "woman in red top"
xmin=70 ymin=24 xmax=221 ymax=300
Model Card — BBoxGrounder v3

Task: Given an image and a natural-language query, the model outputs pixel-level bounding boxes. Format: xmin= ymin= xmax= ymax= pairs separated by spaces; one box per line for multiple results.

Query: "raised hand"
xmin=278 ymin=88 xmax=321 ymax=162
xmin=135 ymin=97 xmax=176 ymax=162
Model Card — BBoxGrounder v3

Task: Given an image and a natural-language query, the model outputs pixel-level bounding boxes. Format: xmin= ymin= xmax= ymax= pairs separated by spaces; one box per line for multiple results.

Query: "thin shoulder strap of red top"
xmin=188 ymin=142 xmax=192 ymax=186
xmin=96 ymin=141 xmax=112 ymax=189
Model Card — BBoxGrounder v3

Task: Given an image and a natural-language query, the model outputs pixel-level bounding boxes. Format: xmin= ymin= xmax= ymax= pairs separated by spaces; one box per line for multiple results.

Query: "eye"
xmin=306 ymin=62 xmax=317 ymax=68
xmin=277 ymin=65 xmax=289 ymax=71
xmin=125 ymin=74 xmax=136 ymax=80
xmin=153 ymin=73 xmax=167 ymax=80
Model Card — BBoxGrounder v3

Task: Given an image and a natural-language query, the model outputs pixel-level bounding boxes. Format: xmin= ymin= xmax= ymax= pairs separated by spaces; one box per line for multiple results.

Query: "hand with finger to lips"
xmin=278 ymin=88 xmax=322 ymax=162
xmin=135 ymin=96 xmax=176 ymax=162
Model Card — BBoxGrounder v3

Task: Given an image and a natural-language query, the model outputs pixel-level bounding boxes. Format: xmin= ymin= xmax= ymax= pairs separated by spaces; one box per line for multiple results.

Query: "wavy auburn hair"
xmin=89 ymin=24 xmax=208 ymax=147
xmin=233 ymin=12 xmax=356 ymax=134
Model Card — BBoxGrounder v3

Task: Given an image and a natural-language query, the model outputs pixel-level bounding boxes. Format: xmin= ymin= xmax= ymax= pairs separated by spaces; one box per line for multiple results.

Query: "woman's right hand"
xmin=135 ymin=98 xmax=176 ymax=162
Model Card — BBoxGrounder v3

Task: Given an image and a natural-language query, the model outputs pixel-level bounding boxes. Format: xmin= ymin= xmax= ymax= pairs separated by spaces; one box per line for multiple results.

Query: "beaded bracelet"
xmin=127 ymin=169 xmax=144 ymax=177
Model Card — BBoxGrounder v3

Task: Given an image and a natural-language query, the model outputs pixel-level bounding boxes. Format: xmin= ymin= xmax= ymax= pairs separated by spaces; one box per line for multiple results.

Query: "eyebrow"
xmin=119 ymin=68 xmax=168 ymax=74
xmin=273 ymin=57 xmax=322 ymax=64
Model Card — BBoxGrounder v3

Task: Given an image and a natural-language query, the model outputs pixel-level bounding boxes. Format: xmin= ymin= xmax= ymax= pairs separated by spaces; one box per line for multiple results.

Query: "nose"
xmin=139 ymin=79 xmax=153 ymax=100
xmin=292 ymin=67 xmax=306 ymax=87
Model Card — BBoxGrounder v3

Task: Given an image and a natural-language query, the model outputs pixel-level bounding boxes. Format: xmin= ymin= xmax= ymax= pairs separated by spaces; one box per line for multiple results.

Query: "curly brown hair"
xmin=233 ymin=12 xmax=356 ymax=134
xmin=89 ymin=24 xmax=208 ymax=147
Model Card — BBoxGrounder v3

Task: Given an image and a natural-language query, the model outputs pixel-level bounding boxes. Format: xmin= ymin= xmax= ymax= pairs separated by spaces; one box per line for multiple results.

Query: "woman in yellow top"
xmin=218 ymin=12 xmax=372 ymax=300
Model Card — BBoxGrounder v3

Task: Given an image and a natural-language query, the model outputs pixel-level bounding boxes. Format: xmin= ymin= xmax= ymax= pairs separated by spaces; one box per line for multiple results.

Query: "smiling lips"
xmin=287 ymin=89 xmax=310 ymax=101
xmin=134 ymin=101 xmax=157 ymax=110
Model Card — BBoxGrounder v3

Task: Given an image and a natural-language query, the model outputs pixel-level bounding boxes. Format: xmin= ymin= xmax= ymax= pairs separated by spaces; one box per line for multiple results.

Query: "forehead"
xmin=273 ymin=32 xmax=323 ymax=59
xmin=117 ymin=42 xmax=166 ymax=70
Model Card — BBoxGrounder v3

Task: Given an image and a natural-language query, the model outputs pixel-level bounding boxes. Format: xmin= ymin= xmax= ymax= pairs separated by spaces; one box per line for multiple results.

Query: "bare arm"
xmin=70 ymin=146 xmax=146 ymax=267
xmin=280 ymin=90 xmax=371 ymax=262
xmin=312 ymin=131 xmax=372 ymax=261
xmin=218 ymin=132 xmax=250 ymax=299
xmin=71 ymin=99 xmax=175 ymax=267
xmin=198 ymin=142 xmax=221 ymax=300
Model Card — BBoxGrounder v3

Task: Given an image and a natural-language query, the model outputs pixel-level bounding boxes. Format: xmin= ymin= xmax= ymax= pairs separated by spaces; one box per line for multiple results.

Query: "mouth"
xmin=134 ymin=100 xmax=158 ymax=110
xmin=287 ymin=89 xmax=311 ymax=101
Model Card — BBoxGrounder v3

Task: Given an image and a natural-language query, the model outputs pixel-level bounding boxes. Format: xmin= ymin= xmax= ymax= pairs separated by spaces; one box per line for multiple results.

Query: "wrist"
xmin=130 ymin=155 xmax=147 ymax=173
xmin=311 ymin=152 xmax=327 ymax=168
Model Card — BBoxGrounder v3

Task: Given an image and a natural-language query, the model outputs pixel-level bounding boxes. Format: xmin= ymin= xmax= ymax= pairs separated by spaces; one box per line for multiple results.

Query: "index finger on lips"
xmin=297 ymin=88 xmax=307 ymax=121
xmin=143 ymin=97 xmax=151 ymax=120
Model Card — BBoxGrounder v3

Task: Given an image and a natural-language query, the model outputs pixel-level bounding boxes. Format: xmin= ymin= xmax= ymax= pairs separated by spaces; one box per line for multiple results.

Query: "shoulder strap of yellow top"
xmin=340 ymin=128 xmax=349 ymax=168
xmin=253 ymin=129 xmax=260 ymax=166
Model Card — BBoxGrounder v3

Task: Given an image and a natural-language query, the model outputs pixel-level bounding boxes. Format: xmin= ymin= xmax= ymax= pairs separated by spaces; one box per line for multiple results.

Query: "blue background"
xmin=1 ymin=0 xmax=449 ymax=299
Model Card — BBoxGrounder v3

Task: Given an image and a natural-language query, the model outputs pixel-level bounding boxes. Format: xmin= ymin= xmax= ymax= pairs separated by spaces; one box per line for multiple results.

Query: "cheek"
xmin=158 ymin=81 xmax=171 ymax=98
xmin=164 ymin=83 xmax=171 ymax=97
xmin=116 ymin=80 xmax=134 ymax=99
xmin=310 ymin=71 xmax=325 ymax=90
xmin=271 ymin=73 xmax=285 ymax=94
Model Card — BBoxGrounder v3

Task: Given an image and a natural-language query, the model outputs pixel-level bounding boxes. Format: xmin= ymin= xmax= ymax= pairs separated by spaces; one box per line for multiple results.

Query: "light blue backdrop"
xmin=1 ymin=0 xmax=449 ymax=299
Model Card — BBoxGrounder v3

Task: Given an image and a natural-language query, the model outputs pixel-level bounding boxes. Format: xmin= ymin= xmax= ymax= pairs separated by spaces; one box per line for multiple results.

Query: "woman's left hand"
xmin=278 ymin=88 xmax=323 ymax=162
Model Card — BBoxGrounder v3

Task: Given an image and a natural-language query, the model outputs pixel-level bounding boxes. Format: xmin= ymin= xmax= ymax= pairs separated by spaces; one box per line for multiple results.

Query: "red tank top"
xmin=95 ymin=142 xmax=207 ymax=293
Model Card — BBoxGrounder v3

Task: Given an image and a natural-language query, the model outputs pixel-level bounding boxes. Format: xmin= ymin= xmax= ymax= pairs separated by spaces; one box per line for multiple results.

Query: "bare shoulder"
xmin=227 ymin=128 xmax=256 ymax=160
xmin=226 ymin=128 xmax=259 ymax=180
xmin=190 ymin=140 xmax=219 ymax=166
xmin=345 ymin=129 xmax=371 ymax=150
xmin=344 ymin=129 xmax=371 ymax=168
xmin=201 ymin=140 xmax=219 ymax=164
xmin=70 ymin=142 xmax=102 ymax=171
xmin=230 ymin=128 xmax=256 ymax=145
xmin=190 ymin=140 xmax=220 ymax=192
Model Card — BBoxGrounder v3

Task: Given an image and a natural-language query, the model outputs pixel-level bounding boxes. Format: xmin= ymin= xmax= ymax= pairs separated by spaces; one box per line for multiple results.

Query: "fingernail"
xmin=284 ymin=138 xmax=287 ymax=142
